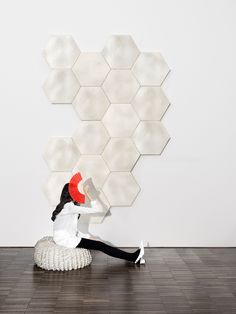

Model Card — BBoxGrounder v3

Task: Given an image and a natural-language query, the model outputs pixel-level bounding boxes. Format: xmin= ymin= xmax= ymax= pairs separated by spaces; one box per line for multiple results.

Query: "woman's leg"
xmin=76 ymin=237 xmax=140 ymax=262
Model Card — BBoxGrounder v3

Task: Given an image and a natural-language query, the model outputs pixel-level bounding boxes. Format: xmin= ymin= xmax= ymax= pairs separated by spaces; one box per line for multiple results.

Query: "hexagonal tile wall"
xmin=73 ymin=155 xmax=110 ymax=188
xmin=102 ymin=138 xmax=140 ymax=171
xmin=102 ymin=103 xmax=140 ymax=137
xmin=132 ymin=52 xmax=170 ymax=86
xmin=43 ymin=69 xmax=80 ymax=104
xmin=43 ymin=137 xmax=80 ymax=171
xmin=102 ymin=35 xmax=140 ymax=69
xmin=132 ymin=121 xmax=170 ymax=154
xmin=43 ymin=172 xmax=72 ymax=206
xmin=132 ymin=87 xmax=170 ymax=120
xmin=43 ymin=34 xmax=80 ymax=68
xmin=72 ymin=121 xmax=110 ymax=155
xmin=73 ymin=87 xmax=110 ymax=121
xmin=73 ymin=53 xmax=110 ymax=86
xmin=43 ymin=34 xmax=171 ymax=220
xmin=102 ymin=70 xmax=139 ymax=103
xmin=102 ymin=172 xmax=140 ymax=206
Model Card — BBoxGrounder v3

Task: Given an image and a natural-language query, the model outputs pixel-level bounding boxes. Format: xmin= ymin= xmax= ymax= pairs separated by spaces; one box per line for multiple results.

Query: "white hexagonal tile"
xmin=132 ymin=87 xmax=170 ymax=120
xmin=102 ymin=70 xmax=139 ymax=103
xmin=43 ymin=172 xmax=71 ymax=206
xmin=102 ymin=138 xmax=140 ymax=171
xmin=132 ymin=121 xmax=170 ymax=154
xmin=102 ymin=35 xmax=140 ymax=69
xmin=43 ymin=137 xmax=80 ymax=171
xmin=73 ymin=53 xmax=110 ymax=86
xmin=73 ymin=87 xmax=110 ymax=120
xmin=72 ymin=121 xmax=110 ymax=155
xmin=73 ymin=155 xmax=110 ymax=188
xmin=132 ymin=52 xmax=170 ymax=86
xmin=43 ymin=69 xmax=80 ymax=104
xmin=102 ymin=172 xmax=140 ymax=206
xmin=102 ymin=104 xmax=139 ymax=137
xmin=43 ymin=34 xmax=80 ymax=68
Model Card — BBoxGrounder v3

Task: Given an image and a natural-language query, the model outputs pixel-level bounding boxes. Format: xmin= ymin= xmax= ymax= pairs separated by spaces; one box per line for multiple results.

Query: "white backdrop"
xmin=0 ymin=0 xmax=235 ymax=247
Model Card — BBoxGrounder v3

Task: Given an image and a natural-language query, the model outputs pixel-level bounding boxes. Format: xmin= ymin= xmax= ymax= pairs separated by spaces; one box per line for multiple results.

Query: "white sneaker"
xmin=135 ymin=240 xmax=145 ymax=263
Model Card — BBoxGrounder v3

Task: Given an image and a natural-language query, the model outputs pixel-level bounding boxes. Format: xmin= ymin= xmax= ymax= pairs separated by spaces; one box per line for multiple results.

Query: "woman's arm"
xmin=62 ymin=199 xmax=104 ymax=215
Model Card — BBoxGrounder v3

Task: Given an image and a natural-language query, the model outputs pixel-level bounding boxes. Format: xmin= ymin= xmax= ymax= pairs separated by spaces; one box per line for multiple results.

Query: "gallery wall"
xmin=0 ymin=0 xmax=235 ymax=246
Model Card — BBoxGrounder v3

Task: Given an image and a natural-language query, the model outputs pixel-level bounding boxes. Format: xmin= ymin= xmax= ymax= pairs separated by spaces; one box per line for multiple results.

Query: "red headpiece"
xmin=68 ymin=172 xmax=85 ymax=203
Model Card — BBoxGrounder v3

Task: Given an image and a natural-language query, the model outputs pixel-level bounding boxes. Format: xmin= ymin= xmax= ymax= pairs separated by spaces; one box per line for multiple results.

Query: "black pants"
xmin=76 ymin=237 xmax=140 ymax=262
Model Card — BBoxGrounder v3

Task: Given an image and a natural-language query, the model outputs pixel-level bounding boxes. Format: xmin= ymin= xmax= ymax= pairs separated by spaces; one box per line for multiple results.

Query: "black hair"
xmin=51 ymin=183 xmax=80 ymax=222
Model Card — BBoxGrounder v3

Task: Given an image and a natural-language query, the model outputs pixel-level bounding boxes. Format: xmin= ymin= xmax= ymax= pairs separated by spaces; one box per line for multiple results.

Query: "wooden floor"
xmin=1 ymin=247 xmax=236 ymax=313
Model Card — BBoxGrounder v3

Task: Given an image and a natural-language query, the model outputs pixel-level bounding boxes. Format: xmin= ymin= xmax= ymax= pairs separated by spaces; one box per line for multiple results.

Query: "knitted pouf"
xmin=34 ymin=236 xmax=92 ymax=271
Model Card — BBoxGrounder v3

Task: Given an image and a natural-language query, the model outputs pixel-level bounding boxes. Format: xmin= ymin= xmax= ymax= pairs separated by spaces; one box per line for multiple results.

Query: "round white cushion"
xmin=34 ymin=236 xmax=92 ymax=271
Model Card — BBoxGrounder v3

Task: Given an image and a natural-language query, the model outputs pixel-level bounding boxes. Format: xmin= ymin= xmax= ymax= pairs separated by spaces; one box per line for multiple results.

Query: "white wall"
xmin=0 ymin=0 xmax=235 ymax=247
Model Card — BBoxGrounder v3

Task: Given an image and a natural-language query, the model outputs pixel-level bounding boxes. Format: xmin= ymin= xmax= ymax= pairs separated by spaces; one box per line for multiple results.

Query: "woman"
xmin=51 ymin=183 xmax=145 ymax=264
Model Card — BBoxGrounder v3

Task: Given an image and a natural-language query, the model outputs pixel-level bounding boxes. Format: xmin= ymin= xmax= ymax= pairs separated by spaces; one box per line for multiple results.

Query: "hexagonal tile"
xmin=43 ymin=34 xmax=80 ymax=68
xmin=72 ymin=121 xmax=110 ymax=155
xmin=102 ymin=35 xmax=140 ymax=69
xmin=132 ymin=121 xmax=170 ymax=154
xmin=43 ymin=137 xmax=80 ymax=171
xmin=102 ymin=104 xmax=139 ymax=137
xmin=43 ymin=172 xmax=71 ymax=206
xmin=102 ymin=172 xmax=140 ymax=206
xmin=73 ymin=87 xmax=110 ymax=120
xmin=132 ymin=87 xmax=170 ymax=120
xmin=73 ymin=53 xmax=110 ymax=86
xmin=102 ymin=138 xmax=140 ymax=171
xmin=102 ymin=70 xmax=139 ymax=103
xmin=132 ymin=52 xmax=170 ymax=86
xmin=73 ymin=155 xmax=110 ymax=188
xmin=43 ymin=69 xmax=80 ymax=104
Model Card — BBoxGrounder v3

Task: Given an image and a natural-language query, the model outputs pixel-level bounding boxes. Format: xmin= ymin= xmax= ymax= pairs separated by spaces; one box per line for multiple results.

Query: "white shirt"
xmin=53 ymin=199 xmax=104 ymax=248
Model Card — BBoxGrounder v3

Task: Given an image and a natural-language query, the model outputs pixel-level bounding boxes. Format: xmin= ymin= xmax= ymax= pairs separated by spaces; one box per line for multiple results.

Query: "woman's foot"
xmin=136 ymin=257 xmax=146 ymax=264
xmin=134 ymin=240 xmax=145 ymax=264
xmin=133 ymin=248 xmax=141 ymax=261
